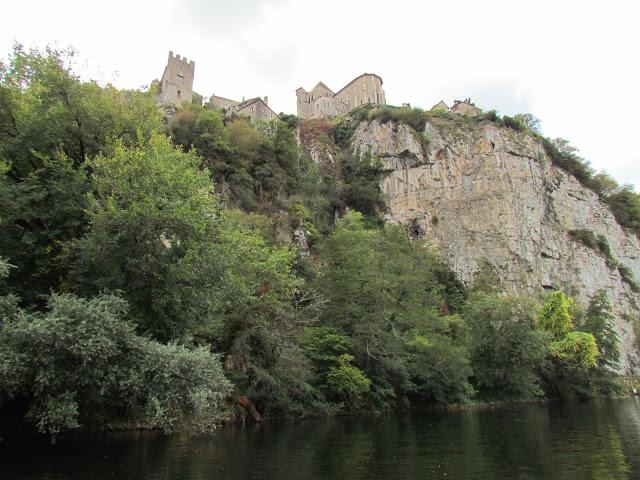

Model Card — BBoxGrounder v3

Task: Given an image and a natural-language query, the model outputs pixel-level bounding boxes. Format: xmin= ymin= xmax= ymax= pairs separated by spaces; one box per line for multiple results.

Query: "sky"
xmin=2 ymin=0 xmax=639 ymax=187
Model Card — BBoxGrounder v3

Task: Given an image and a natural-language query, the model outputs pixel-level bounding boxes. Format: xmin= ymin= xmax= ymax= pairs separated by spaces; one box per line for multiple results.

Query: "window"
xmin=177 ymin=90 xmax=181 ymax=98
xmin=176 ymin=74 xmax=184 ymax=84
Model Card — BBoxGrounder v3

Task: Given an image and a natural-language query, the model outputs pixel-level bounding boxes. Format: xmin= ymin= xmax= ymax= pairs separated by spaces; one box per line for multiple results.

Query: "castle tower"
xmin=158 ymin=51 xmax=195 ymax=106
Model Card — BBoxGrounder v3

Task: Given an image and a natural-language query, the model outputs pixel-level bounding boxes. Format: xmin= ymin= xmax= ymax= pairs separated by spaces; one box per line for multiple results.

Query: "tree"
xmin=315 ymin=212 xmax=471 ymax=406
xmin=582 ymin=290 xmax=620 ymax=370
xmin=65 ymin=133 xmax=226 ymax=340
xmin=539 ymin=291 xmax=599 ymax=397
xmin=0 ymin=156 xmax=89 ymax=305
xmin=0 ymin=45 xmax=162 ymax=306
xmin=325 ymin=354 xmax=371 ymax=408
xmin=0 ymin=44 xmax=161 ymax=178
xmin=514 ymin=113 xmax=541 ymax=134
xmin=464 ymin=293 xmax=549 ymax=399
xmin=539 ymin=291 xmax=576 ymax=339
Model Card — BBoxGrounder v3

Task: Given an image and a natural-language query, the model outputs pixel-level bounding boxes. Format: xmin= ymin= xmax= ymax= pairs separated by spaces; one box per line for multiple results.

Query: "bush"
xmin=502 ymin=115 xmax=526 ymax=131
xmin=0 ymin=293 xmax=231 ymax=435
xmin=368 ymin=106 xmax=429 ymax=133
xmin=618 ymin=264 xmax=640 ymax=292
xmin=568 ymin=230 xmax=615 ymax=265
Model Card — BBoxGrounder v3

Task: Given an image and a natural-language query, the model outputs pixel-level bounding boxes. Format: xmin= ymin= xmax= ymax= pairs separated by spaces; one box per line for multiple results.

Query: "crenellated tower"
xmin=158 ymin=51 xmax=195 ymax=105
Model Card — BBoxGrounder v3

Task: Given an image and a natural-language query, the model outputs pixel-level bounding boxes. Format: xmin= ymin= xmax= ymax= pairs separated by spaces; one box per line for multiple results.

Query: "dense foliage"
xmin=0 ymin=46 xmax=629 ymax=436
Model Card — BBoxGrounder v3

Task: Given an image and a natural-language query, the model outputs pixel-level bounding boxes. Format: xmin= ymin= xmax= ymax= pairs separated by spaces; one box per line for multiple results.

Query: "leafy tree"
xmin=514 ymin=113 xmax=541 ymax=134
xmin=549 ymin=332 xmax=599 ymax=372
xmin=169 ymin=105 xmax=231 ymax=163
xmin=539 ymin=291 xmax=599 ymax=397
xmin=582 ymin=290 xmax=620 ymax=370
xmin=464 ymin=293 xmax=549 ymax=399
xmin=539 ymin=291 xmax=576 ymax=339
xmin=0 ymin=292 xmax=231 ymax=436
xmin=337 ymin=153 xmax=385 ymax=223
xmin=0 ymin=44 xmax=161 ymax=178
xmin=0 ymin=156 xmax=89 ymax=305
xmin=470 ymin=259 xmax=502 ymax=295
xmin=301 ymin=326 xmax=353 ymax=373
xmin=325 ymin=354 xmax=371 ymax=408
xmin=0 ymin=45 xmax=161 ymax=306
xmin=315 ymin=212 xmax=471 ymax=406
xmin=65 ymin=133 xmax=227 ymax=339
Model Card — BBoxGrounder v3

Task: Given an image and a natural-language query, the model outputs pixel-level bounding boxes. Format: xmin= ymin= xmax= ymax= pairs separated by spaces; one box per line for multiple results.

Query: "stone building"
xmin=450 ymin=98 xmax=482 ymax=116
xmin=209 ymin=95 xmax=277 ymax=121
xmin=430 ymin=100 xmax=449 ymax=111
xmin=296 ymin=73 xmax=386 ymax=119
xmin=157 ymin=51 xmax=197 ymax=106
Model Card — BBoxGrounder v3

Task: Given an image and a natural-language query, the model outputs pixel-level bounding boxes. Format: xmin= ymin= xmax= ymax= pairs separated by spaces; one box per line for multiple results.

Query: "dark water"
xmin=1 ymin=398 xmax=640 ymax=480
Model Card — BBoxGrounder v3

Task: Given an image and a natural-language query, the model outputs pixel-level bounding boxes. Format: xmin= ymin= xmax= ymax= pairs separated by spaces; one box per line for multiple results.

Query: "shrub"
xmin=618 ymin=264 xmax=640 ymax=292
xmin=568 ymin=230 xmax=615 ymax=265
xmin=368 ymin=106 xmax=429 ymax=133
xmin=502 ymin=115 xmax=526 ymax=131
xmin=0 ymin=293 xmax=231 ymax=435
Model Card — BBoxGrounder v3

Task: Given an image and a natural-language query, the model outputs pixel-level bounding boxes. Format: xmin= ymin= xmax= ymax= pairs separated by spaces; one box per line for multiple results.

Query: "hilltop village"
xmin=154 ymin=50 xmax=481 ymax=119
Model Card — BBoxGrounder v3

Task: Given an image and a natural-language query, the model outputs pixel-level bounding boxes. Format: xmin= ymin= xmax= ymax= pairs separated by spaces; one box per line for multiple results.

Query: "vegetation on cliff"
xmin=0 ymin=46 xmax=628 ymax=436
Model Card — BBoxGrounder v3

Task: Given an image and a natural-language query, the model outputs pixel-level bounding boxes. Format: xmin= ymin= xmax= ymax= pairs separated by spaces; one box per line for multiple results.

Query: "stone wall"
xmin=237 ymin=98 xmax=278 ymax=121
xmin=297 ymin=74 xmax=386 ymax=119
xmin=210 ymin=95 xmax=240 ymax=111
xmin=334 ymin=74 xmax=386 ymax=111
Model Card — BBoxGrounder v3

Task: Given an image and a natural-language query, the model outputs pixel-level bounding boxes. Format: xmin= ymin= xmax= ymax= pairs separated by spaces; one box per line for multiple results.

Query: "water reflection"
xmin=1 ymin=398 xmax=639 ymax=479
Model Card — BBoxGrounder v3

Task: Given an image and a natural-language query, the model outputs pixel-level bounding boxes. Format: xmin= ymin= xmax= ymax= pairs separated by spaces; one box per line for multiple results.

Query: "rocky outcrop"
xmin=352 ymin=117 xmax=640 ymax=373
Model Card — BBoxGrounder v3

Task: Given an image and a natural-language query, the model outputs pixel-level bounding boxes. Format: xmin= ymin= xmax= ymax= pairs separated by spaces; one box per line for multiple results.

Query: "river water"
xmin=1 ymin=398 xmax=639 ymax=479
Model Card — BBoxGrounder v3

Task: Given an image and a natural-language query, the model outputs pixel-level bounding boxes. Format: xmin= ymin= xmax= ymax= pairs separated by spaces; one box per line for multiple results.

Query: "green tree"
xmin=464 ymin=293 xmax=549 ymax=399
xmin=582 ymin=290 xmax=620 ymax=369
xmin=65 ymin=133 xmax=226 ymax=340
xmin=0 ymin=45 xmax=161 ymax=306
xmin=0 ymin=156 xmax=89 ymax=305
xmin=539 ymin=291 xmax=599 ymax=397
xmin=325 ymin=354 xmax=371 ymax=408
xmin=539 ymin=291 xmax=576 ymax=339
xmin=315 ymin=212 xmax=471 ymax=405
xmin=0 ymin=44 xmax=161 ymax=178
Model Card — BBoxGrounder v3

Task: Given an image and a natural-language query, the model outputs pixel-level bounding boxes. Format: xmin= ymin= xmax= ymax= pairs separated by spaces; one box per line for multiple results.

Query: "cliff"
xmin=308 ymin=115 xmax=640 ymax=373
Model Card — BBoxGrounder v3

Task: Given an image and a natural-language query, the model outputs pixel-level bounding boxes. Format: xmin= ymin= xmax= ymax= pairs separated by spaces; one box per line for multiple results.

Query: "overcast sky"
xmin=2 ymin=0 xmax=639 ymax=187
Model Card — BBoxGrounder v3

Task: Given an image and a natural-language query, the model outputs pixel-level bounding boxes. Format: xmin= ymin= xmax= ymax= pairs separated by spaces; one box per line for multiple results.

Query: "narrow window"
xmin=177 ymin=90 xmax=181 ymax=98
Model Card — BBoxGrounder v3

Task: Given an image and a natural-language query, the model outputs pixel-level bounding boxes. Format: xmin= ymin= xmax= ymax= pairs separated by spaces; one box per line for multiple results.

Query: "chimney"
xmin=263 ymin=96 xmax=268 ymax=105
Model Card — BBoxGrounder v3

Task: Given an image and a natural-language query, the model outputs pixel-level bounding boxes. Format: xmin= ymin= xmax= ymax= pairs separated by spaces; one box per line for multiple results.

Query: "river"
xmin=1 ymin=398 xmax=639 ymax=479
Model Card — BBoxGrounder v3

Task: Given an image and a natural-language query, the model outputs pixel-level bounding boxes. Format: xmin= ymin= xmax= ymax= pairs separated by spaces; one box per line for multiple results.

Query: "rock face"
xmin=351 ymin=117 xmax=640 ymax=373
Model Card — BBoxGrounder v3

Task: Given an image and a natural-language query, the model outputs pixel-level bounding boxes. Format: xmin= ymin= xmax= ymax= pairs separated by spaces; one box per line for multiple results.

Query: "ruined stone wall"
xmin=159 ymin=51 xmax=195 ymax=106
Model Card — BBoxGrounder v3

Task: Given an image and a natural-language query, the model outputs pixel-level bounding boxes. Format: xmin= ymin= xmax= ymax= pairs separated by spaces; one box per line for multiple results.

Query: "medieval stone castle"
xmin=295 ymin=74 xmax=386 ymax=119
xmin=156 ymin=51 xmax=481 ymax=120
xmin=156 ymin=51 xmax=277 ymax=122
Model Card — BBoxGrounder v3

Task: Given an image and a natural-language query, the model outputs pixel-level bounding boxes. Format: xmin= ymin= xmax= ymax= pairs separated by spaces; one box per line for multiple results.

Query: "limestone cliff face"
xmin=351 ymin=117 xmax=640 ymax=373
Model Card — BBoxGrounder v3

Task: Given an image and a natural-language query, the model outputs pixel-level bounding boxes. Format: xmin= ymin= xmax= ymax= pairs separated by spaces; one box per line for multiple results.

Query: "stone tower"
xmin=158 ymin=51 xmax=195 ymax=105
